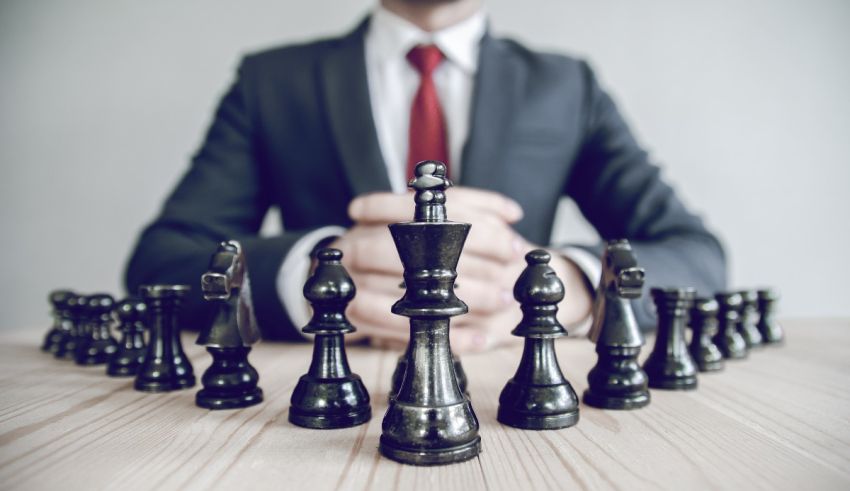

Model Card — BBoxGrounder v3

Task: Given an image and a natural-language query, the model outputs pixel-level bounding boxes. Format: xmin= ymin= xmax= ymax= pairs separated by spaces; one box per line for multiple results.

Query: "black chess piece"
xmin=380 ymin=161 xmax=480 ymax=465
xmin=583 ymin=239 xmax=650 ymax=410
xmin=737 ymin=290 xmax=764 ymax=348
xmin=688 ymin=297 xmax=725 ymax=372
xmin=289 ymin=248 xmax=370 ymax=428
xmin=55 ymin=293 xmax=86 ymax=359
xmin=497 ymin=250 xmax=579 ymax=430
xmin=390 ymin=349 xmax=468 ymax=400
xmin=757 ymin=289 xmax=784 ymax=344
xmin=74 ymin=294 xmax=118 ymax=365
xmin=713 ymin=292 xmax=748 ymax=359
xmin=643 ymin=287 xmax=698 ymax=390
xmin=197 ymin=241 xmax=263 ymax=410
xmin=135 ymin=285 xmax=196 ymax=392
xmin=106 ymin=298 xmax=148 ymax=377
xmin=42 ymin=290 xmax=75 ymax=355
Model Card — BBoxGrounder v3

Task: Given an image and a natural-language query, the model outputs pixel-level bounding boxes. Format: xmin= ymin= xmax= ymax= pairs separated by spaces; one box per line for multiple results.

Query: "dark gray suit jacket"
xmin=125 ymin=20 xmax=726 ymax=340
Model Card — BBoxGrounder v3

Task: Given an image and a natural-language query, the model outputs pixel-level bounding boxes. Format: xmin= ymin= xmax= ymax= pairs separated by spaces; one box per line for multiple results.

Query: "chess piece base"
xmin=648 ymin=376 xmax=698 ymax=390
xmin=379 ymin=435 xmax=481 ymax=466
xmin=289 ymin=374 xmax=371 ymax=429
xmin=106 ymin=351 xmax=145 ymax=377
xmin=134 ymin=375 xmax=196 ymax=393
xmin=582 ymin=389 xmax=651 ymax=410
xmin=289 ymin=405 xmax=371 ymax=429
xmin=497 ymin=406 xmax=579 ymax=430
xmin=696 ymin=360 xmax=725 ymax=372
xmin=722 ymin=349 xmax=748 ymax=360
xmin=197 ymin=387 xmax=263 ymax=410
xmin=41 ymin=330 xmax=65 ymax=354
xmin=106 ymin=363 xmax=140 ymax=377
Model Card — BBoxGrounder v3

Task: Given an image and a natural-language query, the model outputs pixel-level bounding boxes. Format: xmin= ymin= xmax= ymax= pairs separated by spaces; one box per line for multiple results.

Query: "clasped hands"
xmin=330 ymin=187 xmax=591 ymax=353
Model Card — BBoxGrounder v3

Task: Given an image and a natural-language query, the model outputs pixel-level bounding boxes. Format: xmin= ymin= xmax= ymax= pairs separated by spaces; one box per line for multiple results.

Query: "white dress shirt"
xmin=277 ymin=6 xmax=600 ymax=334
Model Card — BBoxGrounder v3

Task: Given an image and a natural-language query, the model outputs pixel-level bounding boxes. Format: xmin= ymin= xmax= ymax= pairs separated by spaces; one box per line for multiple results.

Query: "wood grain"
xmin=0 ymin=319 xmax=848 ymax=490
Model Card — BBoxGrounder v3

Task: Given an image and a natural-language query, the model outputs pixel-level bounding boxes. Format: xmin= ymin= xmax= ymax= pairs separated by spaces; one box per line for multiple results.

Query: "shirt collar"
xmin=368 ymin=5 xmax=487 ymax=74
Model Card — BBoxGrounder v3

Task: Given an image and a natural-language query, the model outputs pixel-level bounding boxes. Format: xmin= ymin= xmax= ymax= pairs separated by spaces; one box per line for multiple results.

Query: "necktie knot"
xmin=407 ymin=44 xmax=444 ymax=77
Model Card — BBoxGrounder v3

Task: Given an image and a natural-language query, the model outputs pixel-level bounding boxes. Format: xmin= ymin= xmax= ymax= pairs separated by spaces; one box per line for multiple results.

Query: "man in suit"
xmin=125 ymin=0 xmax=726 ymax=352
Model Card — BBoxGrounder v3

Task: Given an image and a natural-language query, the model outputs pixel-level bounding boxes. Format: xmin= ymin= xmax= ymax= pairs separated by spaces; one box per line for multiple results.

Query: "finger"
xmin=348 ymin=192 xmax=413 ymax=223
xmin=336 ymin=226 xmax=403 ymax=275
xmin=457 ymin=254 xmax=512 ymax=284
xmin=355 ymin=272 xmax=406 ymax=297
xmin=347 ymin=290 xmax=408 ymax=333
xmin=453 ymin=277 xmax=513 ymax=315
xmin=446 ymin=187 xmax=524 ymax=223
xmin=452 ymin=211 xmax=524 ymax=262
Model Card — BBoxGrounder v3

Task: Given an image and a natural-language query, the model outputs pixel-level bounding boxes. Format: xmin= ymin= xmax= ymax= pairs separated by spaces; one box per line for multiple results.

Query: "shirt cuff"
xmin=555 ymin=246 xmax=602 ymax=338
xmin=276 ymin=226 xmax=347 ymax=337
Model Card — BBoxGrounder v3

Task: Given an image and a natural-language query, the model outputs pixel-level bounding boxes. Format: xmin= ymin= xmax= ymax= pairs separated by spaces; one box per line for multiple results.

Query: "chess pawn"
xmin=713 ymin=292 xmax=748 ymax=359
xmin=106 ymin=298 xmax=148 ymax=377
xmin=390 ymin=349 xmax=468 ymax=400
xmin=74 ymin=294 xmax=118 ymax=365
xmin=643 ymin=288 xmax=698 ymax=390
xmin=583 ymin=240 xmax=650 ymax=409
xmin=380 ymin=161 xmax=480 ymax=465
xmin=135 ymin=285 xmax=195 ymax=392
xmin=55 ymin=293 xmax=86 ymax=359
xmin=688 ymin=297 xmax=725 ymax=372
xmin=737 ymin=290 xmax=763 ymax=348
xmin=757 ymin=289 xmax=784 ymax=344
xmin=197 ymin=240 xmax=263 ymax=410
xmin=289 ymin=248 xmax=370 ymax=428
xmin=497 ymin=250 xmax=579 ymax=430
xmin=42 ymin=290 xmax=75 ymax=355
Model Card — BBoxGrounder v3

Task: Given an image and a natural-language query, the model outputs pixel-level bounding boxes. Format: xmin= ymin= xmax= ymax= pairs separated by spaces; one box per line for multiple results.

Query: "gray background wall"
xmin=1 ymin=0 xmax=848 ymax=329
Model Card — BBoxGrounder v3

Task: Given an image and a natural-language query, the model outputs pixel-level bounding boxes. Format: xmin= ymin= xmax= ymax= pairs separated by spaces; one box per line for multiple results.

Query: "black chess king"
xmin=379 ymin=161 xmax=481 ymax=466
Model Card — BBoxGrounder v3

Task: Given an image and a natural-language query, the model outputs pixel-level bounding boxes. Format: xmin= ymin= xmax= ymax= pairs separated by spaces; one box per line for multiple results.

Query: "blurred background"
xmin=1 ymin=0 xmax=848 ymax=330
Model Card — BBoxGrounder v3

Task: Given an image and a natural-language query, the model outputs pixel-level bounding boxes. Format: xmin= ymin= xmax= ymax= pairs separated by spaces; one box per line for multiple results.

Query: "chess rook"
xmin=583 ymin=240 xmax=650 ymax=410
xmin=289 ymin=248 xmax=370 ymax=428
xmin=757 ymin=289 xmax=784 ymax=344
xmin=688 ymin=297 xmax=725 ymax=372
xmin=644 ymin=287 xmax=698 ymax=390
xmin=737 ymin=290 xmax=764 ymax=348
xmin=135 ymin=285 xmax=195 ymax=392
xmin=106 ymin=297 xmax=148 ymax=377
xmin=497 ymin=250 xmax=579 ymax=430
xmin=713 ymin=292 xmax=748 ymax=359
xmin=42 ymin=290 xmax=75 ymax=355
xmin=380 ymin=161 xmax=480 ymax=465
xmin=197 ymin=241 xmax=263 ymax=410
xmin=74 ymin=294 xmax=118 ymax=365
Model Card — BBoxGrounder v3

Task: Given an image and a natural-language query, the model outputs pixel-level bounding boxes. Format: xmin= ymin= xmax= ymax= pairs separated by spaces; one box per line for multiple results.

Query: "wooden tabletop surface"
xmin=0 ymin=319 xmax=848 ymax=491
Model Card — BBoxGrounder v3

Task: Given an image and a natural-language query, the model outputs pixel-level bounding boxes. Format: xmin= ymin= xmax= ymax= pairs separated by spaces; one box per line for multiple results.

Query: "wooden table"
xmin=1 ymin=319 xmax=848 ymax=490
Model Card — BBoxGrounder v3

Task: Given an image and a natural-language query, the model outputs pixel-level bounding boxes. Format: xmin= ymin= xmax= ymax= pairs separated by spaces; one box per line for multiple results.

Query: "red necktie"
xmin=406 ymin=44 xmax=449 ymax=180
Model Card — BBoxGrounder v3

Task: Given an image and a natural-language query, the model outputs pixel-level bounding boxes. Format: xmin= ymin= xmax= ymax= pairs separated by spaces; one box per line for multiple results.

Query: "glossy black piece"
xmin=42 ymin=290 xmax=75 ymax=355
xmin=583 ymin=239 xmax=650 ymax=410
xmin=390 ymin=350 xmax=467 ymax=400
xmin=713 ymin=292 xmax=748 ymax=359
xmin=380 ymin=161 xmax=480 ymax=465
xmin=74 ymin=294 xmax=118 ymax=365
xmin=644 ymin=288 xmax=698 ymax=390
xmin=757 ymin=289 xmax=784 ymax=344
xmin=197 ymin=241 xmax=263 ymax=410
xmin=289 ymin=248 xmax=370 ymax=428
xmin=54 ymin=293 xmax=86 ymax=359
xmin=688 ymin=297 xmax=725 ymax=372
xmin=106 ymin=298 xmax=148 ymax=377
xmin=135 ymin=285 xmax=196 ymax=392
xmin=738 ymin=290 xmax=764 ymax=348
xmin=497 ymin=250 xmax=579 ymax=430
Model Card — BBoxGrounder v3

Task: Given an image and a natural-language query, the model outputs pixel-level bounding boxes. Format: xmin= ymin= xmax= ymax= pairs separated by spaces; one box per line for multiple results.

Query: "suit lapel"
xmin=320 ymin=19 xmax=393 ymax=197
xmin=460 ymin=34 xmax=523 ymax=189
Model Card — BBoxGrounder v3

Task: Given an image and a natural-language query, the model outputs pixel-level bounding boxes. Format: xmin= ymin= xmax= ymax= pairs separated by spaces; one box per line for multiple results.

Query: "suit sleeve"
xmin=124 ymin=59 xmax=306 ymax=341
xmin=565 ymin=61 xmax=727 ymax=328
